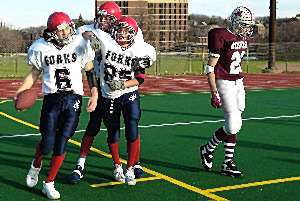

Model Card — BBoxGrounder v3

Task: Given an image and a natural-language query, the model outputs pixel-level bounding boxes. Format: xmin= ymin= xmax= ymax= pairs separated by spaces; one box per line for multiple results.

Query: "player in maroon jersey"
xmin=199 ymin=6 xmax=255 ymax=177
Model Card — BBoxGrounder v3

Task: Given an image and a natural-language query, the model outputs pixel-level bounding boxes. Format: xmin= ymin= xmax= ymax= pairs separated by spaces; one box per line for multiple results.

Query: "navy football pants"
xmin=39 ymin=93 xmax=82 ymax=155
xmin=103 ymin=90 xmax=141 ymax=143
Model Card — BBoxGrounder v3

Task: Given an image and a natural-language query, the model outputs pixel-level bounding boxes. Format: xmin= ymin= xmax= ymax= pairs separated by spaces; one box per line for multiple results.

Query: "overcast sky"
xmin=0 ymin=0 xmax=299 ymax=29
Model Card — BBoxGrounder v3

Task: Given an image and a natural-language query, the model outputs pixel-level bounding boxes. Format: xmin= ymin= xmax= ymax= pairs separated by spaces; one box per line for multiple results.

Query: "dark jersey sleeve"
xmin=208 ymin=29 xmax=225 ymax=55
xmin=134 ymin=69 xmax=145 ymax=85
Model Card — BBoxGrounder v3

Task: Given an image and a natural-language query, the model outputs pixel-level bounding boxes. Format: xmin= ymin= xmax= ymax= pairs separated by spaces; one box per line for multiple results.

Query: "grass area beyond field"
xmin=1 ymin=54 xmax=299 ymax=78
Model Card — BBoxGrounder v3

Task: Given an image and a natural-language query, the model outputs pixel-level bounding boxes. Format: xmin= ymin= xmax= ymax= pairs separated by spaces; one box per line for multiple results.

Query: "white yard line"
xmin=1 ymin=114 xmax=300 ymax=139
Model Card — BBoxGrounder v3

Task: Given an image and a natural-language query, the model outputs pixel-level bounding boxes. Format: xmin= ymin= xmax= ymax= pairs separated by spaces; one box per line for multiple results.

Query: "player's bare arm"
xmin=205 ymin=56 xmax=222 ymax=108
xmin=206 ymin=56 xmax=219 ymax=94
xmin=85 ymin=61 xmax=98 ymax=112
xmin=15 ymin=66 xmax=41 ymax=96
xmin=124 ymin=79 xmax=139 ymax=88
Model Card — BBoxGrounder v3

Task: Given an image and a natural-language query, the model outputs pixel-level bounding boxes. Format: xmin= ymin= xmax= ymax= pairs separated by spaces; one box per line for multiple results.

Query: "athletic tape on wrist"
xmin=204 ymin=64 xmax=214 ymax=74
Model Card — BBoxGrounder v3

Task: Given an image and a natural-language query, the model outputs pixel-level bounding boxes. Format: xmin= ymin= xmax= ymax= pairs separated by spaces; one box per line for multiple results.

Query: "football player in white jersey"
xmin=199 ymin=6 xmax=255 ymax=178
xmin=77 ymin=16 xmax=155 ymax=185
xmin=69 ymin=2 xmax=145 ymax=184
xmin=102 ymin=16 xmax=156 ymax=185
xmin=15 ymin=12 xmax=97 ymax=199
xmin=68 ymin=1 xmax=122 ymax=184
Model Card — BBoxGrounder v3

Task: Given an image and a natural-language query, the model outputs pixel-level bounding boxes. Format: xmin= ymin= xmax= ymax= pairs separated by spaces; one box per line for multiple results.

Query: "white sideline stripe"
xmin=0 ymin=129 xmax=96 ymax=139
xmin=1 ymin=114 xmax=300 ymax=139
xmin=0 ymin=133 xmax=41 ymax=139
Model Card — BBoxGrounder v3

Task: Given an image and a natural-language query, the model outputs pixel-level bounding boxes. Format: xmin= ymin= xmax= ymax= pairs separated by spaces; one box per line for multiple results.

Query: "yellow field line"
xmin=0 ymin=111 xmax=227 ymax=201
xmin=0 ymin=112 xmax=39 ymax=129
xmin=90 ymin=176 xmax=161 ymax=188
xmin=204 ymin=176 xmax=300 ymax=193
xmin=142 ymin=166 xmax=228 ymax=201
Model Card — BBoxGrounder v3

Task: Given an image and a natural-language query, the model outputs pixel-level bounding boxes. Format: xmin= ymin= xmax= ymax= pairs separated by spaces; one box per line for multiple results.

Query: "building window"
xmin=123 ymin=9 xmax=128 ymax=15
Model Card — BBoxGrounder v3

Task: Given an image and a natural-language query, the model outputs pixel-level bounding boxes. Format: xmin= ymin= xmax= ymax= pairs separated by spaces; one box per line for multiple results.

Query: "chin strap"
xmin=43 ymin=29 xmax=64 ymax=49
xmin=43 ymin=28 xmax=75 ymax=49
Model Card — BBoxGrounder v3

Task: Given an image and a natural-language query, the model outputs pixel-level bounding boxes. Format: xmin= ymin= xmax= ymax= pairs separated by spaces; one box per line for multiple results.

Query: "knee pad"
xmin=53 ymin=136 xmax=69 ymax=155
xmin=224 ymin=112 xmax=242 ymax=134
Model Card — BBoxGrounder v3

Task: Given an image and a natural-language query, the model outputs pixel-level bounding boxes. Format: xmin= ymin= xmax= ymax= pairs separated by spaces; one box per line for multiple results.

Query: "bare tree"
xmin=0 ymin=27 xmax=24 ymax=53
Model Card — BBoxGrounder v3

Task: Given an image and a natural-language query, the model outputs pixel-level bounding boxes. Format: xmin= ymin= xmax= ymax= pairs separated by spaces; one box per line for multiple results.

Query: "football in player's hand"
xmin=15 ymin=89 xmax=38 ymax=111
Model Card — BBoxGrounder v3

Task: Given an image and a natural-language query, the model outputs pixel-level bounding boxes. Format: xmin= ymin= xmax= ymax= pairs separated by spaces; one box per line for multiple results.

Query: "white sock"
xmin=77 ymin=157 xmax=86 ymax=169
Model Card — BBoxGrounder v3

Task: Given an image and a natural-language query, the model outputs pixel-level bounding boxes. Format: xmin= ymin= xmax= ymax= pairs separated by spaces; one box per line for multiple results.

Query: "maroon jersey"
xmin=208 ymin=28 xmax=248 ymax=81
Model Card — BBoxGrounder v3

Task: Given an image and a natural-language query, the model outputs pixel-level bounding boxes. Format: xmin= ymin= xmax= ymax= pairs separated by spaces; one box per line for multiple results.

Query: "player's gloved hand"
xmin=82 ymin=31 xmax=101 ymax=51
xmin=211 ymin=91 xmax=222 ymax=108
xmin=132 ymin=56 xmax=151 ymax=70
xmin=107 ymin=80 xmax=125 ymax=91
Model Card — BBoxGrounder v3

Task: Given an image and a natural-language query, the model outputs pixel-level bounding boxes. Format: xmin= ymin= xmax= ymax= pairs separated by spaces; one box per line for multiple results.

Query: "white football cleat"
xmin=113 ymin=164 xmax=125 ymax=182
xmin=125 ymin=167 xmax=136 ymax=185
xmin=26 ymin=161 xmax=42 ymax=188
xmin=42 ymin=181 xmax=60 ymax=200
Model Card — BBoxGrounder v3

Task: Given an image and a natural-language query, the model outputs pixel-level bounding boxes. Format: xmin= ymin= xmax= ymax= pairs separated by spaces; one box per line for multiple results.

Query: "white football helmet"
xmin=228 ymin=6 xmax=255 ymax=37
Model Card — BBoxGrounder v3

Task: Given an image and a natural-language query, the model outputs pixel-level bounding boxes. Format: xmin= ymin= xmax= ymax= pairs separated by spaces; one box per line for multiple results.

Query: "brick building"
xmin=95 ymin=0 xmax=189 ymax=51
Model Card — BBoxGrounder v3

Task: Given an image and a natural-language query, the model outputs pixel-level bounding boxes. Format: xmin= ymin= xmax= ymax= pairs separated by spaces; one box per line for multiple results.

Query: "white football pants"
xmin=216 ymin=78 xmax=245 ymax=135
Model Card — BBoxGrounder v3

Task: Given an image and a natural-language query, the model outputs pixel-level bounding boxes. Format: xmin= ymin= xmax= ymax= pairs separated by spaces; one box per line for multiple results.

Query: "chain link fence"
xmin=1 ymin=41 xmax=300 ymax=78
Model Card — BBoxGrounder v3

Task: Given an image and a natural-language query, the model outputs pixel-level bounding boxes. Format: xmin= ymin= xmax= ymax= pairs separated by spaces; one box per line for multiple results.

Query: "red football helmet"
xmin=46 ymin=12 xmax=75 ymax=46
xmin=113 ymin=16 xmax=138 ymax=46
xmin=47 ymin=12 xmax=74 ymax=32
xmin=95 ymin=1 xmax=122 ymax=31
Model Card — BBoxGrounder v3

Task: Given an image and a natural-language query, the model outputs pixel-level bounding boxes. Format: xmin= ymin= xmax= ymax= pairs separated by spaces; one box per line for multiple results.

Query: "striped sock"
xmin=204 ymin=127 xmax=226 ymax=153
xmin=224 ymin=134 xmax=237 ymax=163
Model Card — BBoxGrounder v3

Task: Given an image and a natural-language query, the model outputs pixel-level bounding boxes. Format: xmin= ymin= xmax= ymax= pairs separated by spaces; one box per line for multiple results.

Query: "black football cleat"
xmin=199 ymin=145 xmax=213 ymax=171
xmin=133 ymin=162 xmax=144 ymax=178
xmin=221 ymin=160 xmax=242 ymax=178
xmin=68 ymin=165 xmax=84 ymax=184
